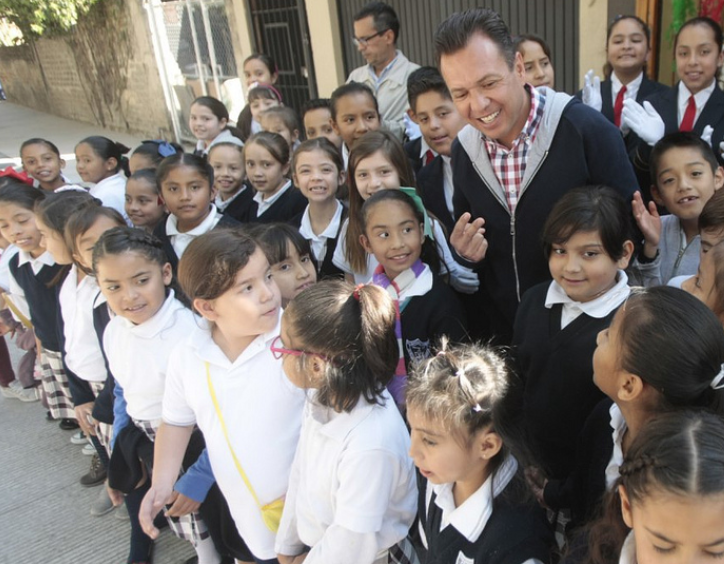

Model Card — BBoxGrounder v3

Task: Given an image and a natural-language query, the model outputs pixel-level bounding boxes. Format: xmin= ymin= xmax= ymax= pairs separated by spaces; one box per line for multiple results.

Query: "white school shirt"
xmin=59 ymin=265 xmax=106 ymax=382
xmin=299 ymin=201 xmax=344 ymax=264
xmin=214 ymin=185 xmax=247 ymax=212
xmin=89 ymin=172 xmax=129 ymax=224
xmin=275 ymin=389 xmax=417 ymax=564
xmin=441 ymin=155 xmax=454 ymax=216
xmin=611 ymin=72 xmax=643 ymax=109
xmin=0 ymin=244 xmax=19 ymax=292
xmin=103 ymin=291 xmax=197 ymax=423
xmin=678 ymin=80 xmax=716 ymax=127
xmin=166 ymin=205 xmax=223 ymax=259
xmin=7 ymin=250 xmax=56 ymax=321
xmin=163 ymin=316 xmax=305 ymax=560
xmin=420 ymin=456 xmax=543 ymax=564
xmin=619 ymin=532 xmax=637 ymax=564
xmin=544 ymin=270 xmax=630 ymax=329
xmin=253 ymin=179 xmax=292 ymax=217
xmin=195 ymin=129 xmax=237 ymax=156
xmin=605 ymin=402 xmax=627 ymax=490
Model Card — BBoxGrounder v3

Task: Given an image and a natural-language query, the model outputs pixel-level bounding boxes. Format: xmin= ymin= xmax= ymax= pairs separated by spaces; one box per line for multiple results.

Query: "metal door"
xmin=246 ymin=0 xmax=317 ymax=113
xmin=145 ymin=0 xmax=240 ymax=143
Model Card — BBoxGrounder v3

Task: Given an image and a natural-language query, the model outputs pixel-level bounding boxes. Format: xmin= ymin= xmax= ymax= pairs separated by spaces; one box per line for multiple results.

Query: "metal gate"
xmin=337 ymin=1 xmax=580 ymax=95
xmin=246 ymin=0 xmax=316 ymax=113
xmin=145 ymin=0 xmax=241 ymax=143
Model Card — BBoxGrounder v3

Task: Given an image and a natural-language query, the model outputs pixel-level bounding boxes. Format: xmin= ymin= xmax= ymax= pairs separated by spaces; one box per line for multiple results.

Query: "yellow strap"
xmin=205 ymin=361 xmax=262 ymax=510
xmin=2 ymin=293 xmax=32 ymax=329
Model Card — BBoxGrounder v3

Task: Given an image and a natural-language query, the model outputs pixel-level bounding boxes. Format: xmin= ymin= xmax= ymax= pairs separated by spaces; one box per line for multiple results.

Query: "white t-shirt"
xmin=163 ymin=317 xmax=305 ymax=560
xmin=103 ymin=291 xmax=197 ymax=422
xmin=275 ymin=389 xmax=417 ymax=564
xmin=89 ymin=172 xmax=129 ymax=224
xmin=59 ymin=265 xmax=106 ymax=382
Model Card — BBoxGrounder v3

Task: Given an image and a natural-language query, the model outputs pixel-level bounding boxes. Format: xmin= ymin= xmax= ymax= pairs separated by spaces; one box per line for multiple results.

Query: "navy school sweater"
xmin=242 ymin=185 xmax=307 ymax=225
xmin=290 ymin=205 xmax=348 ymax=280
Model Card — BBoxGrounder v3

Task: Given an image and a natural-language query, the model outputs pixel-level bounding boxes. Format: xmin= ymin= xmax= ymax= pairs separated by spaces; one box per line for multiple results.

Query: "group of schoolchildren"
xmin=2 ymin=8 xmax=724 ymax=564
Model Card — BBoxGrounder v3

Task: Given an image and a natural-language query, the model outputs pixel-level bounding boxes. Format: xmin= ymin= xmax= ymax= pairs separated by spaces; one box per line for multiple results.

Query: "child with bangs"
xmin=238 ymin=84 xmax=284 ymax=142
xmin=302 ymin=99 xmax=343 ymax=150
xmin=207 ymin=138 xmax=254 ymax=223
xmin=514 ymin=187 xmax=634 ymax=535
xmin=407 ymin=341 xmax=553 ymax=564
xmin=125 ymin=169 xmax=166 ymax=233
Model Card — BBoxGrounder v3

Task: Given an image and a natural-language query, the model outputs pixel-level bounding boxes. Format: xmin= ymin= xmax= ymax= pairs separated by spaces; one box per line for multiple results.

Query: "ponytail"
xmin=76 ymin=136 xmax=131 ymax=177
xmin=284 ymin=280 xmax=398 ymax=412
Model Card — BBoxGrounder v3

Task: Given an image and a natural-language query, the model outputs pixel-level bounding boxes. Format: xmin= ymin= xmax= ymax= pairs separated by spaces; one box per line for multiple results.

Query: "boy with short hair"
xmin=302 ymin=99 xmax=343 ymax=150
xmin=631 ymin=131 xmax=724 ymax=286
xmin=406 ymin=66 xmax=467 ymax=233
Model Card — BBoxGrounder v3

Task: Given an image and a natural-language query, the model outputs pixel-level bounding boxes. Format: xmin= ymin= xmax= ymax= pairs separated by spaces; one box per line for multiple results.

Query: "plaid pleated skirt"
xmin=38 ymin=348 xmax=74 ymax=419
xmin=132 ymin=418 xmax=210 ymax=546
xmin=88 ymin=381 xmax=112 ymax=455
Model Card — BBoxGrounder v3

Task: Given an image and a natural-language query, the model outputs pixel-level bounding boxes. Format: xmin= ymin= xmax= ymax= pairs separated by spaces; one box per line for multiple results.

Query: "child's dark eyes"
xmin=422 ymin=437 xmax=436 ymax=446
xmin=583 ymin=251 xmax=599 ymax=258
xmin=300 ymin=255 xmax=312 ymax=264
xmin=653 ymin=546 xmax=675 ymax=555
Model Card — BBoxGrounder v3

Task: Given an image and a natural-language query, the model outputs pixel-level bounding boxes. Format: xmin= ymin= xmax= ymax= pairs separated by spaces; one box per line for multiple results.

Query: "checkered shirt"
xmin=483 ymin=85 xmax=546 ymax=213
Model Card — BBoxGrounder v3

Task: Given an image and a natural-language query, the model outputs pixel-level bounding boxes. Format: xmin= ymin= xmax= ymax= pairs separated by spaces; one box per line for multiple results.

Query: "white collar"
xmin=16 ymin=250 xmax=55 ymax=270
xmin=418 ymin=136 xmax=437 ymax=159
xmin=545 ymin=270 xmax=630 ymax=318
xmin=606 ymin=402 xmax=627 ymax=490
xmin=310 ymin=388 xmax=394 ymax=440
xmin=253 ymin=179 xmax=292 ymax=208
xmin=299 ymin=200 xmax=344 ymax=241
xmin=430 ymin=455 xmax=518 ymax=542
xmin=190 ymin=313 xmax=281 ymax=367
xmin=387 ymin=263 xmax=433 ymax=301
xmin=611 ymin=72 xmax=643 ymax=100
xmin=93 ymin=172 xmax=125 ymax=188
xmin=166 ymin=205 xmax=220 ymax=237
xmin=118 ymin=290 xmax=190 ymax=338
xmin=678 ymin=80 xmax=716 ymax=111
xmin=214 ymin=185 xmax=247 ymax=212
xmin=619 ymin=532 xmax=637 ymax=564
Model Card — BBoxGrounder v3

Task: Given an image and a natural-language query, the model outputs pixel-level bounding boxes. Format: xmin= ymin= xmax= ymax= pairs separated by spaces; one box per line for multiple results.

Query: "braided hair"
xmin=92 ymin=226 xmax=169 ymax=274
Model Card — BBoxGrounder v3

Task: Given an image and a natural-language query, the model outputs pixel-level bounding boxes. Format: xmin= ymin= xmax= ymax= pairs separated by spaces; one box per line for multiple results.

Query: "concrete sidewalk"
xmin=0 ymin=102 xmax=144 ymax=183
xmin=0 ymin=103 xmax=194 ymax=563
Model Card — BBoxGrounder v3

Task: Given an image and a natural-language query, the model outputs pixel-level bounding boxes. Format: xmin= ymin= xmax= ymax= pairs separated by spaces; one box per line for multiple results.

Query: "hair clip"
xmin=711 ymin=363 xmax=724 ymax=390
xmin=455 ymin=369 xmax=465 ymax=378
xmin=0 ymin=167 xmax=33 ymax=186
xmin=471 ymin=404 xmax=483 ymax=413
xmin=352 ymin=283 xmax=365 ymax=301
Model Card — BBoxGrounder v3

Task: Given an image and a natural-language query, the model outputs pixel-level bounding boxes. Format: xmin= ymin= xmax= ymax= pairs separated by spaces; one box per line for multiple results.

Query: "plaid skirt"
xmin=88 ymin=381 xmax=112 ymax=455
xmin=38 ymin=348 xmax=74 ymax=419
xmin=132 ymin=418 xmax=210 ymax=546
xmin=379 ymin=537 xmax=419 ymax=564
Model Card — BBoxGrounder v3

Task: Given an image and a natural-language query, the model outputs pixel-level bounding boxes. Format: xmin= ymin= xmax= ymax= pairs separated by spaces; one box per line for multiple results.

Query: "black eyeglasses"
xmin=353 ymin=29 xmax=389 ymax=47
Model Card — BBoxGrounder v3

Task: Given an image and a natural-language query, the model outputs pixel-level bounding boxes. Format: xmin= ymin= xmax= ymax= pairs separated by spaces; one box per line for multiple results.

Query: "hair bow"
xmin=398 ymin=187 xmax=434 ymax=240
xmin=0 ymin=167 xmax=33 ymax=186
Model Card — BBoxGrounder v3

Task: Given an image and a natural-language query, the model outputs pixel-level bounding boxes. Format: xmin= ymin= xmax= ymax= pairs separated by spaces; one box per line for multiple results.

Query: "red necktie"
xmin=680 ymin=96 xmax=696 ymax=132
xmin=424 ymin=149 xmax=434 ymax=166
xmin=614 ymin=85 xmax=627 ymax=128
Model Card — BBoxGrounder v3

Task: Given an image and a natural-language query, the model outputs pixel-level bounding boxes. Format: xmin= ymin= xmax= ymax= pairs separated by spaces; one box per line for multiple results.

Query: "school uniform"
xmin=292 ymin=201 xmax=347 ymax=279
xmin=59 ymin=265 xmax=114 ymax=449
xmin=153 ymin=205 xmax=240 ymax=274
xmin=163 ymin=315 xmax=305 ymax=561
xmin=419 ymin=455 xmax=553 ymax=564
xmin=89 ymin=172 xmax=129 ymax=224
xmin=405 ymin=137 xmax=437 ymax=175
xmin=244 ymin=180 xmax=307 ymax=224
xmin=275 ymin=388 xmax=417 ymax=564
xmin=215 ymin=181 xmax=255 ymax=223
xmin=631 ymin=81 xmax=724 ymax=193
xmin=194 ymin=129 xmax=239 ymax=156
xmin=629 ymin=214 xmax=700 ymax=286
xmin=513 ymin=272 xmax=630 ymax=481
xmin=8 ymin=250 xmax=74 ymax=418
xmin=416 ymin=155 xmax=456 ymax=235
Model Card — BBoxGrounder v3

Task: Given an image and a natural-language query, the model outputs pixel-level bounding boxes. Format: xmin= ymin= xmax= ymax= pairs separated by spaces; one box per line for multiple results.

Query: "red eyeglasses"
xmin=270 ymin=336 xmax=329 ymax=361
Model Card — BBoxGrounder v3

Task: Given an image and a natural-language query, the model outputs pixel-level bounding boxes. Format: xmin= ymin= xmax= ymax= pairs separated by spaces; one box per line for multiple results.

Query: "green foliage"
xmin=0 ymin=0 xmax=99 ymax=41
xmin=667 ymin=0 xmax=698 ymax=45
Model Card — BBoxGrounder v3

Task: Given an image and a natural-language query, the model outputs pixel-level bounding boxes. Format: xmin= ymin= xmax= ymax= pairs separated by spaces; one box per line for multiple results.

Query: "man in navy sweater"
xmin=436 ymin=9 xmax=638 ymax=342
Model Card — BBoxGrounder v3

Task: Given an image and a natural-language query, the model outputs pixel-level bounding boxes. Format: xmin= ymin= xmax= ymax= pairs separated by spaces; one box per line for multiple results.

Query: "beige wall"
xmin=305 ymin=0 xmax=346 ymax=97
xmin=578 ymin=0 xmax=609 ymax=88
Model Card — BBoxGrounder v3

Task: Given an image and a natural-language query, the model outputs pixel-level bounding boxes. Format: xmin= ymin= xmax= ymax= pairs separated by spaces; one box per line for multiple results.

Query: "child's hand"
xmin=632 ymin=191 xmax=661 ymax=258
xmin=74 ymin=401 xmax=96 ymax=437
xmin=165 ymin=491 xmax=201 ymax=517
xmin=581 ymin=70 xmax=602 ymax=112
xmin=524 ymin=466 xmax=548 ymax=508
xmin=106 ymin=483 xmax=125 ymax=507
xmin=139 ymin=484 xmax=174 ymax=539
xmin=450 ymin=213 xmax=487 ymax=263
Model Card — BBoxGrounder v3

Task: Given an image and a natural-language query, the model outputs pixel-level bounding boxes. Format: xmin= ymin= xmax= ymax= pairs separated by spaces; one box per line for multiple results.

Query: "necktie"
xmin=614 ymin=85 xmax=627 ymax=128
xmin=424 ymin=149 xmax=434 ymax=166
xmin=680 ymin=96 xmax=696 ymax=132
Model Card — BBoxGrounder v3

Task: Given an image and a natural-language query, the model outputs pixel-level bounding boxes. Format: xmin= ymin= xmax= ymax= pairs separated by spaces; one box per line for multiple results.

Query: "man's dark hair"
xmin=434 ymin=8 xmax=516 ymax=68
xmin=354 ymin=2 xmax=400 ymax=44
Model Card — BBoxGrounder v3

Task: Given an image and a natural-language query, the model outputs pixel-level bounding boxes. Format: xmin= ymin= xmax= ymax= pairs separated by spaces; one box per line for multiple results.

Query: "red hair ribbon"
xmin=0 ymin=167 xmax=33 ymax=186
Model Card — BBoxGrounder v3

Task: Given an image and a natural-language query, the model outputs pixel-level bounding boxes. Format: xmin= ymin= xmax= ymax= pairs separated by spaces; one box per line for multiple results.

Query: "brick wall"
xmin=0 ymin=0 xmax=173 ymax=139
